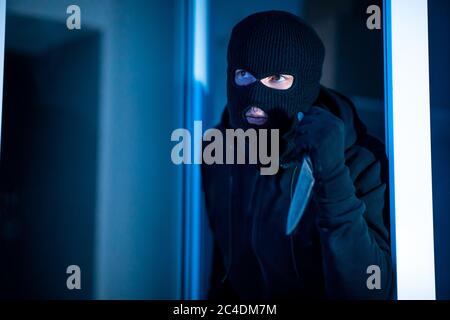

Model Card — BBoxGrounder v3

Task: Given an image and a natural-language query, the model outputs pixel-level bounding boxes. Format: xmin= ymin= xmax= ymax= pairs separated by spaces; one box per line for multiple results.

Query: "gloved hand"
xmin=280 ymin=106 xmax=346 ymax=181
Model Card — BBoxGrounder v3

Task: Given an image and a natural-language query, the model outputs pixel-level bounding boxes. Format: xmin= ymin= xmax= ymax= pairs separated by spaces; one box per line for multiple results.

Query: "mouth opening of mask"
xmin=244 ymin=106 xmax=269 ymax=126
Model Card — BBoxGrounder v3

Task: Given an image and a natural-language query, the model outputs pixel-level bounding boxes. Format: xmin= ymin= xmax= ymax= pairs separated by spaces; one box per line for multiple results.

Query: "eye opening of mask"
xmin=234 ymin=69 xmax=294 ymax=90
xmin=260 ymin=74 xmax=295 ymax=90
xmin=234 ymin=69 xmax=257 ymax=86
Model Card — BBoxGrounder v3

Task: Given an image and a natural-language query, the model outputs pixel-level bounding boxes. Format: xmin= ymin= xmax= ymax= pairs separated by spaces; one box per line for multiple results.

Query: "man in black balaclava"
xmin=226 ymin=10 xmax=324 ymax=132
xmin=202 ymin=10 xmax=394 ymax=299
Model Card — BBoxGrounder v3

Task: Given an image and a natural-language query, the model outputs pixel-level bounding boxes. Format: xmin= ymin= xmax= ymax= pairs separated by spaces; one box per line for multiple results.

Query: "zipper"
xmin=221 ymin=167 xmax=233 ymax=283
xmin=251 ymin=175 xmax=269 ymax=292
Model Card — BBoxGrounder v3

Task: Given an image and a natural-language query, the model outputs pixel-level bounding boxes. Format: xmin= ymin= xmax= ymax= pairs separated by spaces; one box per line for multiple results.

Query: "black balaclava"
xmin=226 ymin=10 xmax=325 ymax=131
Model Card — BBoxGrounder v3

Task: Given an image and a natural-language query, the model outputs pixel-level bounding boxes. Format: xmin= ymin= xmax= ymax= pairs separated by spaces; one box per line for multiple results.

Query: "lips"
xmin=245 ymin=106 xmax=268 ymax=125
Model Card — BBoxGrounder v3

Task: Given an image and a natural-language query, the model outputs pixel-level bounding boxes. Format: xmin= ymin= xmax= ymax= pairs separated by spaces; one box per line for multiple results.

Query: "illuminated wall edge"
xmin=384 ymin=0 xmax=436 ymax=300
xmin=0 ymin=0 xmax=5 ymax=148
xmin=183 ymin=0 xmax=208 ymax=300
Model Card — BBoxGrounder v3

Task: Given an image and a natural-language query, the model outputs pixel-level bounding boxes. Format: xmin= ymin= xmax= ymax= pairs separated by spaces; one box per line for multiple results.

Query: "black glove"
xmin=280 ymin=106 xmax=346 ymax=181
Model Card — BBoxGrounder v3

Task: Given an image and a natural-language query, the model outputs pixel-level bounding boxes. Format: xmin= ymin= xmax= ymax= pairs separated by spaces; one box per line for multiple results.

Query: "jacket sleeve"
xmin=315 ymin=142 xmax=394 ymax=299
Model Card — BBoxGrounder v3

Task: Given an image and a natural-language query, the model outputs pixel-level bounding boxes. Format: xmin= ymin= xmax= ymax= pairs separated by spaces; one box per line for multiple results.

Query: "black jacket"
xmin=201 ymin=86 xmax=394 ymax=299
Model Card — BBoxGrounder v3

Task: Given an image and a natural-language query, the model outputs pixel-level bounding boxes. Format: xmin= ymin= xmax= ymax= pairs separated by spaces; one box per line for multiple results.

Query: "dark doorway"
xmin=429 ymin=0 xmax=450 ymax=300
xmin=0 ymin=15 xmax=100 ymax=299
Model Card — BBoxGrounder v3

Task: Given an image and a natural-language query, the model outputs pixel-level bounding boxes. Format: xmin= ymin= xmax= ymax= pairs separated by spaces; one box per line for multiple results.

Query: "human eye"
xmin=235 ymin=69 xmax=257 ymax=86
xmin=268 ymin=74 xmax=286 ymax=83
xmin=261 ymin=74 xmax=294 ymax=90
